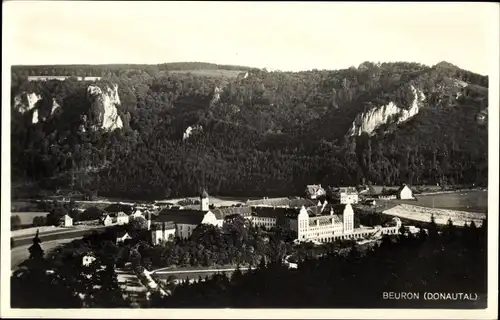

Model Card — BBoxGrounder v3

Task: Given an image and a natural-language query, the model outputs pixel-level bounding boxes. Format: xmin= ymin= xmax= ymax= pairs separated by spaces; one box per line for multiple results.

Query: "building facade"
xmin=337 ymin=187 xmax=359 ymax=204
xmin=397 ymin=185 xmax=414 ymax=200
xmin=305 ymin=184 xmax=326 ymax=199
xmin=60 ymin=214 xmax=73 ymax=227
xmin=116 ymin=212 xmax=129 ymax=225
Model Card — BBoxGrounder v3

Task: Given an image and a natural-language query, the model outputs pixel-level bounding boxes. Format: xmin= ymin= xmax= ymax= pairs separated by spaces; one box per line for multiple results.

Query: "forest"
xmin=10 ymin=61 xmax=488 ymax=200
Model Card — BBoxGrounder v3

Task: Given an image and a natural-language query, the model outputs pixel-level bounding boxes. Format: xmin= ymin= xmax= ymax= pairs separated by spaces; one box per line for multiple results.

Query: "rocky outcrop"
xmin=14 ymin=92 xmax=62 ymax=123
xmin=349 ymin=86 xmax=426 ymax=136
xmin=87 ymin=84 xmax=123 ymax=130
xmin=14 ymin=92 xmax=42 ymax=114
xmin=183 ymin=125 xmax=203 ymax=141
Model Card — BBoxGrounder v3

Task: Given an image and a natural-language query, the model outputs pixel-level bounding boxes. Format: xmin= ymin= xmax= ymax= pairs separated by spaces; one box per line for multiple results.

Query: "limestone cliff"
xmin=87 ymin=84 xmax=123 ymax=130
xmin=14 ymin=92 xmax=61 ymax=123
xmin=348 ymin=86 xmax=426 ymax=136
xmin=14 ymin=92 xmax=42 ymax=114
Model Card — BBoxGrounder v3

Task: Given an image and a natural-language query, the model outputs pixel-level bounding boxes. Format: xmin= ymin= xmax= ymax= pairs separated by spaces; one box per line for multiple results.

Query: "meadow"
xmin=391 ymin=190 xmax=488 ymax=213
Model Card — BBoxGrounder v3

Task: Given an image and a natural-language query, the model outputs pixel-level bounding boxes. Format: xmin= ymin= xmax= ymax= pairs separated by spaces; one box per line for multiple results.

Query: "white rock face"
xmin=349 ymin=86 xmax=426 ymax=136
xmin=183 ymin=125 xmax=203 ymax=141
xmin=14 ymin=92 xmax=42 ymax=113
xmin=87 ymin=84 xmax=123 ymax=130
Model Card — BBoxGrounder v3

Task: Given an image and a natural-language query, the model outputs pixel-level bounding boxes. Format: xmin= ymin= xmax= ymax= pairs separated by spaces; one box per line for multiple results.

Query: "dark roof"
xmin=309 ymin=214 xmax=343 ymax=225
xmin=306 ymin=206 xmax=323 ymax=216
xmin=251 ymin=207 xmax=297 ymax=218
xmin=212 ymin=207 xmax=252 ymax=219
xmin=323 ymin=204 xmax=348 ymax=215
xmin=201 ymin=189 xmax=209 ymax=198
xmin=156 ymin=208 xmax=208 ymax=225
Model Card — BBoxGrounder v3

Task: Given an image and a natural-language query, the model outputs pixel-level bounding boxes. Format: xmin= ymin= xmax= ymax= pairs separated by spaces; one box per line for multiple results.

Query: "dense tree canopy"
xmin=11 ymin=62 xmax=488 ymax=200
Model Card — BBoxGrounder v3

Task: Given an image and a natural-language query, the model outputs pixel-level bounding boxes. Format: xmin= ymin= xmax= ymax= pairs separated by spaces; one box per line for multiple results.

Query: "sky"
xmin=3 ymin=2 xmax=499 ymax=75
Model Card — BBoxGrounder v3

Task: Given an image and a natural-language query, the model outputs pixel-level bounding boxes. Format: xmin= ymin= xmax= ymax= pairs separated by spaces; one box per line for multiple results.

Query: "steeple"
xmin=200 ymin=189 xmax=210 ymax=211
xmin=201 ymin=189 xmax=209 ymax=199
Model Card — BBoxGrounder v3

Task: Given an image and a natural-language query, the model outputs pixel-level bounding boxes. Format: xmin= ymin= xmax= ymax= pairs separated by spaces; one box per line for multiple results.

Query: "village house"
xmin=59 ymin=214 xmax=73 ymax=227
xmin=305 ymin=184 xmax=326 ymax=200
xmin=101 ymin=214 xmax=113 ymax=226
xmin=82 ymin=254 xmax=96 ymax=267
xmin=334 ymin=187 xmax=359 ymax=204
xmin=151 ymin=221 xmax=177 ymax=245
xmin=130 ymin=209 xmax=144 ymax=218
xmin=397 ymin=184 xmax=414 ymax=200
xmin=116 ymin=231 xmax=132 ymax=244
xmin=116 ymin=212 xmax=129 ymax=225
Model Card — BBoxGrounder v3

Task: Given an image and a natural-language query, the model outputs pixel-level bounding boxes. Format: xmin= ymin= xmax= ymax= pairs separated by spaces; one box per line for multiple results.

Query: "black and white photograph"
xmin=1 ymin=1 xmax=498 ymax=319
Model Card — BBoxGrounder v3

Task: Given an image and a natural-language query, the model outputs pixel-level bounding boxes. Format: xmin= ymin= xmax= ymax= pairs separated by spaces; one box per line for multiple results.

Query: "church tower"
xmin=200 ymin=189 xmax=210 ymax=211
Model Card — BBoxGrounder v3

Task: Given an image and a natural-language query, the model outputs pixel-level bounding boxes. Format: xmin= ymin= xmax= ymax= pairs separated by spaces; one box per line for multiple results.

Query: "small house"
xmin=101 ymin=214 xmax=113 ymax=226
xmin=116 ymin=212 xmax=129 ymax=225
xmin=337 ymin=187 xmax=359 ymax=204
xmin=60 ymin=214 xmax=73 ymax=227
xmin=305 ymin=184 xmax=326 ymax=199
xmin=82 ymin=254 xmax=96 ymax=267
xmin=116 ymin=231 xmax=132 ymax=244
xmin=397 ymin=184 xmax=414 ymax=200
xmin=131 ymin=209 xmax=143 ymax=218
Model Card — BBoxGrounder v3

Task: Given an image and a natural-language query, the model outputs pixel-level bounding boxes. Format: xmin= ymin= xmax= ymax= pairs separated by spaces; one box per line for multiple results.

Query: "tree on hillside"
xmin=128 ymin=215 xmax=148 ymax=230
xmin=47 ymin=206 xmax=68 ymax=226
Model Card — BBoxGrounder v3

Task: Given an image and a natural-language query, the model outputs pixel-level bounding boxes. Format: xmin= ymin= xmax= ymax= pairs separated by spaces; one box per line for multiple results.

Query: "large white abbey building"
xmin=150 ymin=190 xmax=400 ymax=245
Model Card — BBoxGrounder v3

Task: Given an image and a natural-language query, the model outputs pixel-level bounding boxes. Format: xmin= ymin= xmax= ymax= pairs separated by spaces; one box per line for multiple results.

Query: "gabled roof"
xmin=156 ymin=208 xmax=209 ymax=225
xmin=246 ymin=197 xmax=315 ymax=208
xmin=201 ymin=189 xmax=209 ymax=198
xmin=212 ymin=207 xmax=252 ymax=220
xmin=309 ymin=214 xmax=343 ymax=225
xmin=397 ymin=184 xmax=411 ymax=192
xmin=251 ymin=207 xmax=297 ymax=219
xmin=306 ymin=206 xmax=323 ymax=216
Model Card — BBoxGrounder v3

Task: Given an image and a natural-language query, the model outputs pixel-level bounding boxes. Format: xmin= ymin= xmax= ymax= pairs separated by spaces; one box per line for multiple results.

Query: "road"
xmin=153 ymin=267 xmax=250 ymax=275
xmin=11 ymin=226 xmax=107 ymax=248
xmin=11 ymin=237 xmax=81 ymax=270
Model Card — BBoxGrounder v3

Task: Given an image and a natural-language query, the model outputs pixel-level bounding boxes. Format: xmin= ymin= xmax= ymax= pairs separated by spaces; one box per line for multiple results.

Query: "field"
xmin=389 ymin=190 xmax=488 ymax=213
xmin=11 ymin=211 xmax=50 ymax=226
xmin=373 ymin=190 xmax=488 ymax=226
xmin=383 ymin=204 xmax=486 ymax=227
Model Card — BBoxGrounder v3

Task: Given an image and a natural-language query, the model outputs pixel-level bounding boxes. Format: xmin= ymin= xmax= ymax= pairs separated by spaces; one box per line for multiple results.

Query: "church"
xmin=150 ymin=189 xmax=222 ymax=244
